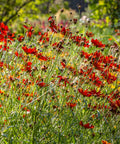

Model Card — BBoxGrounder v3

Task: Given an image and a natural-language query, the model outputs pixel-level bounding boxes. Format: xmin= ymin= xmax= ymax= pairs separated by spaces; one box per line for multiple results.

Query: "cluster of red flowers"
xmin=91 ymin=38 xmax=105 ymax=48
xmin=48 ymin=16 xmax=57 ymax=33
xmin=88 ymin=103 xmax=110 ymax=111
xmin=0 ymin=61 xmax=13 ymax=70
xmin=71 ymin=35 xmax=90 ymax=47
xmin=78 ymin=88 xmax=105 ymax=98
xmin=57 ymin=75 xmax=70 ymax=87
xmin=38 ymin=31 xmax=49 ymax=43
xmin=21 ymin=44 xmax=51 ymax=61
xmin=0 ymin=22 xmax=15 ymax=50
xmin=52 ymin=41 xmax=64 ymax=52
xmin=48 ymin=16 xmax=90 ymax=47
xmin=107 ymin=90 xmax=120 ymax=113
xmin=80 ymin=50 xmax=119 ymax=84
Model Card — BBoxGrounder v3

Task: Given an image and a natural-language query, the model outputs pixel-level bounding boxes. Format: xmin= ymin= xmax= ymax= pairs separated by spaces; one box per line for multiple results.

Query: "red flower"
xmin=52 ymin=41 xmax=64 ymax=51
xmin=79 ymin=121 xmax=94 ymax=129
xmin=17 ymin=96 xmax=20 ymax=101
xmin=61 ymin=62 xmax=66 ymax=68
xmin=36 ymin=81 xmax=48 ymax=87
xmin=36 ymin=53 xmax=49 ymax=61
xmin=89 ymin=72 xmax=103 ymax=87
xmin=25 ymin=62 xmax=32 ymax=72
xmin=22 ymin=45 xmax=37 ymax=55
xmin=91 ymin=38 xmax=105 ymax=48
xmin=109 ymin=99 xmax=120 ymax=113
xmin=78 ymin=88 xmax=104 ymax=98
xmin=0 ymin=22 xmax=15 ymax=50
xmin=48 ymin=16 xmax=57 ymax=33
xmin=71 ymin=36 xmax=90 ymax=48
xmin=38 ymin=32 xmax=49 ymax=43
xmin=86 ymin=31 xmax=94 ymax=37
xmin=15 ymin=51 xmax=19 ymax=57
xmin=17 ymin=35 xmax=24 ymax=42
xmin=0 ymin=61 xmax=3 ymax=67
xmin=23 ymin=25 xmax=34 ymax=38
xmin=102 ymin=140 xmax=111 ymax=144
xmin=66 ymin=102 xmax=77 ymax=108
xmin=101 ymin=69 xmax=117 ymax=84
xmin=78 ymin=88 xmax=92 ymax=97
xmin=60 ymin=27 xmax=71 ymax=36
xmin=57 ymin=75 xmax=69 ymax=87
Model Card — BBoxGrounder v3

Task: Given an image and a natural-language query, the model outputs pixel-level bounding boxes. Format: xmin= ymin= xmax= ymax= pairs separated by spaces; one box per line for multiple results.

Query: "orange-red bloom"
xmin=66 ymin=102 xmax=77 ymax=108
xmin=91 ymin=38 xmax=105 ymax=48
xmin=22 ymin=45 xmax=37 ymax=55
xmin=36 ymin=81 xmax=48 ymax=87
xmin=23 ymin=25 xmax=34 ymax=38
xmin=102 ymin=140 xmax=111 ymax=144
xmin=79 ymin=121 xmax=94 ymax=129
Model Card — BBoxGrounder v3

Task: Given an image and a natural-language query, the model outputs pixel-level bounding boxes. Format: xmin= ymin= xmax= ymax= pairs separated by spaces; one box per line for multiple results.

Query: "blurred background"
xmin=0 ymin=0 xmax=120 ymax=31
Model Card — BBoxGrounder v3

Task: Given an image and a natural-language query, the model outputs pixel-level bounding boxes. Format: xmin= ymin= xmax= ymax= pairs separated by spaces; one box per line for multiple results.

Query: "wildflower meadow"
xmin=0 ymin=5 xmax=120 ymax=144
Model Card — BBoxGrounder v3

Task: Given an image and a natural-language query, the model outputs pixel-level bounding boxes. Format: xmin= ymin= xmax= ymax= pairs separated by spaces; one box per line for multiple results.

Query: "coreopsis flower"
xmin=17 ymin=35 xmax=24 ymax=42
xmin=0 ymin=90 xmax=4 ymax=94
xmin=86 ymin=31 xmax=94 ymax=37
xmin=38 ymin=32 xmax=49 ymax=44
xmin=78 ymin=88 xmax=104 ymax=98
xmin=91 ymin=38 xmax=105 ymax=48
xmin=0 ymin=22 xmax=9 ymax=35
xmin=0 ymin=22 xmax=15 ymax=50
xmin=57 ymin=75 xmax=69 ymax=87
xmin=48 ymin=16 xmax=57 ymax=33
xmin=36 ymin=53 xmax=50 ymax=61
xmin=22 ymin=45 xmax=37 ymax=55
xmin=25 ymin=62 xmax=32 ymax=72
xmin=101 ymin=69 xmax=117 ymax=84
xmin=109 ymin=99 xmax=120 ymax=113
xmin=15 ymin=51 xmax=19 ymax=57
xmin=60 ymin=27 xmax=71 ymax=36
xmin=23 ymin=25 xmax=34 ymax=38
xmin=0 ymin=61 xmax=3 ymax=67
xmin=79 ymin=121 xmax=94 ymax=129
xmin=89 ymin=72 xmax=103 ymax=87
xmin=61 ymin=61 xmax=66 ymax=68
xmin=102 ymin=140 xmax=111 ymax=144
xmin=71 ymin=36 xmax=89 ymax=47
xmin=66 ymin=102 xmax=77 ymax=108
xmin=78 ymin=88 xmax=92 ymax=97
xmin=36 ymin=80 xmax=48 ymax=87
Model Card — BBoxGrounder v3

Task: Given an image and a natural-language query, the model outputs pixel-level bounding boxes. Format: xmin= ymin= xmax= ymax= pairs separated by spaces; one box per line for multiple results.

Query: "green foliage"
xmin=0 ymin=0 xmax=31 ymax=24
xmin=86 ymin=0 xmax=120 ymax=28
xmin=0 ymin=0 xmax=70 ymax=28
xmin=64 ymin=1 xmax=69 ymax=9
xmin=0 ymin=0 xmax=50 ymax=25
